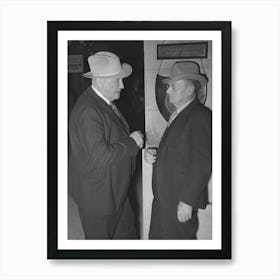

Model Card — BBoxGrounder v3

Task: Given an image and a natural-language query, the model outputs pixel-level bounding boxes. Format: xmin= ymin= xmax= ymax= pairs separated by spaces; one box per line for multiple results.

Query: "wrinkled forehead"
xmin=104 ymin=77 xmax=121 ymax=83
xmin=168 ymin=79 xmax=192 ymax=88
xmin=94 ymin=77 xmax=120 ymax=86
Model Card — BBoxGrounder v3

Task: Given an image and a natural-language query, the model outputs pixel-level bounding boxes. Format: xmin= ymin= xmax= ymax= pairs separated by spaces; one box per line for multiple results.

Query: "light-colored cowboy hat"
xmin=82 ymin=51 xmax=132 ymax=79
xmin=162 ymin=61 xmax=208 ymax=86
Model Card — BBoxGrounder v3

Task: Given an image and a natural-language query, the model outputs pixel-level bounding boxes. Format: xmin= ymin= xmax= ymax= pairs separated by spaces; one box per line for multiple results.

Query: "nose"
xmin=119 ymin=79 xmax=124 ymax=89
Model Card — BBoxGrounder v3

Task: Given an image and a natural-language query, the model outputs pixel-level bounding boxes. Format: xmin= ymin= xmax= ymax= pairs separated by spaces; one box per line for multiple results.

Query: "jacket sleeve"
xmin=176 ymin=110 xmax=212 ymax=207
xmin=79 ymin=106 xmax=139 ymax=169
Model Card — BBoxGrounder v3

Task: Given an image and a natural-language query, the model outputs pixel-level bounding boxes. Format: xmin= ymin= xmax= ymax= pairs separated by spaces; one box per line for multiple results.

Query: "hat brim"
xmin=162 ymin=73 xmax=207 ymax=86
xmin=82 ymin=63 xmax=132 ymax=79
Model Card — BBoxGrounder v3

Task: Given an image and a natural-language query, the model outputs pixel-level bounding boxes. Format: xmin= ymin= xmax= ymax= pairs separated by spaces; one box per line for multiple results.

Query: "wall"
xmin=143 ymin=40 xmax=212 ymax=239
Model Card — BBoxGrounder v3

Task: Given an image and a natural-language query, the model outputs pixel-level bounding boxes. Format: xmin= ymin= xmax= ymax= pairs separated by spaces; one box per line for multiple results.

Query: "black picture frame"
xmin=47 ymin=21 xmax=231 ymax=259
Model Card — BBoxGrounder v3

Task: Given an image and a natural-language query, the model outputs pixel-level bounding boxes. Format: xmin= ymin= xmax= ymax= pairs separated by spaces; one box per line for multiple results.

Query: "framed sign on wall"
xmin=157 ymin=41 xmax=208 ymax=59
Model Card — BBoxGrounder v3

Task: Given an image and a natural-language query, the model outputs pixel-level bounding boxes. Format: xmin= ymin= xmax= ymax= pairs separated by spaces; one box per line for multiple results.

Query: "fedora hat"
xmin=82 ymin=51 xmax=132 ymax=79
xmin=162 ymin=61 xmax=207 ymax=86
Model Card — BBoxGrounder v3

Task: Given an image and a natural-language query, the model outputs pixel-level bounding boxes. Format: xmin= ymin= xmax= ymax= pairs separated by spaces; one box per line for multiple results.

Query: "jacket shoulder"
xmin=69 ymin=88 xmax=102 ymax=123
xmin=191 ymin=102 xmax=212 ymax=121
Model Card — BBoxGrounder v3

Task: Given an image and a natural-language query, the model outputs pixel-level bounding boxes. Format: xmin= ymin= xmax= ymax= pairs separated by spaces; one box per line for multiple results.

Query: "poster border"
xmin=47 ymin=21 xmax=231 ymax=259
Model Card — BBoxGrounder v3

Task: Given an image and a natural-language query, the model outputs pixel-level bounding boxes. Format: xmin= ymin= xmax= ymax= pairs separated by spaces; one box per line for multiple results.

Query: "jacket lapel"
xmin=86 ymin=87 xmax=130 ymax=135
xmin=159 ymin=99 xmax=199 ymax=148
xmin=116 ymin=109 xmax=130 ymax=134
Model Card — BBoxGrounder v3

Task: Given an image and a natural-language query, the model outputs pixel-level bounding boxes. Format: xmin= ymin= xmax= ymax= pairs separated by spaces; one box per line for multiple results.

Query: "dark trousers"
xmin=149 ymin=199 xmax=198 ymax=239
xmin=78 ymin=198 xmax=137 ymax=239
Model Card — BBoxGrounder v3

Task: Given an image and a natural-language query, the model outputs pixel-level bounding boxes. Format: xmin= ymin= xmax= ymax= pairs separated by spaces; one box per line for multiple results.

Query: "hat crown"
xmin=170 ymin=61 xmax=201 ymax=79
xmin=88 ymin=51 xmax=122 ymax=77
xmin=162 ymin=61 xmax=207 ymax=86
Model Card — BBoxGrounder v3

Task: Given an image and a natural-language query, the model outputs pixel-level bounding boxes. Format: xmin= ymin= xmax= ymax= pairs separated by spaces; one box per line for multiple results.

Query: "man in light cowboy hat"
xmin=69 ymin=51 xmax=144 ymax=239
xmin=145 ymin=61 xmax=212 ymax=239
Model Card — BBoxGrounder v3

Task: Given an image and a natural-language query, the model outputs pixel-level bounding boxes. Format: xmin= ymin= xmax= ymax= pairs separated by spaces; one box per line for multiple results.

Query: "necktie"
xmin=110 ymin=102 xmax=121 ymax=119
xmin=110 ymin=102 xmax=129 ymax=133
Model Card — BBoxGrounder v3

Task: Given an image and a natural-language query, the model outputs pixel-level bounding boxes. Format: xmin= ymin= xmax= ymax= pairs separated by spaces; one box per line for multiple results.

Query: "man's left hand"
xmin=177 ymin=201 xmax=192 ymax=223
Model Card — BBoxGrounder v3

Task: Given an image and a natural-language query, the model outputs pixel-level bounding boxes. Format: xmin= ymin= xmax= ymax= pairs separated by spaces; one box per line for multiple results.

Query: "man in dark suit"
xmin=145 ymin=61 xmax=212 ymax=239
xmin=69 ymin=51 xmax=143 ymax=239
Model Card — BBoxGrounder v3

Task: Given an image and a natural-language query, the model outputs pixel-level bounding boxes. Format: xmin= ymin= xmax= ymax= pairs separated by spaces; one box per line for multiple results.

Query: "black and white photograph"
xmin=67 ymin=40 xmax=212 ymax=241
xmin=48 ymin=21 xmax=231 ymax=259
xmin=2 ymin=0 xmax=280 ymax=279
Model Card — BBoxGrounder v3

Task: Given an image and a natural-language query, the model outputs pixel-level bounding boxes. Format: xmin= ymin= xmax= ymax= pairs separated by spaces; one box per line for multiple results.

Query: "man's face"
xmin=99 ymin=77 xmax=124 ymax=101
xmin=166 ymin=79 xmax=193 ymax=108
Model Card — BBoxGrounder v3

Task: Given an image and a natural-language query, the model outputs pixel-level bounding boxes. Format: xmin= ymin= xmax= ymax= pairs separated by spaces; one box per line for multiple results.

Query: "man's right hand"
xmin=144 ymin=147 xmax=157 ymax=164
xmin=130 ymin=131 xmax=144 ymax=148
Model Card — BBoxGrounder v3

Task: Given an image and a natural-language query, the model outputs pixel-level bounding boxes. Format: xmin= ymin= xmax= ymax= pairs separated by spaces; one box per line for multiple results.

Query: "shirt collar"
xmin=175 ymin=97 xmax=195 ymax=115
xmin=91 ymin=85 xmax=111 ymax=105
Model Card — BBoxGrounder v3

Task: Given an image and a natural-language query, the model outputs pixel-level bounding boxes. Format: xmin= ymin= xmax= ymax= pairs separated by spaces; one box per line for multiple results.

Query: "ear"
xmin=184 ymin=81 xmax=195 ymax=93
xmin=188 ymin=85 xmax=195 ymax=93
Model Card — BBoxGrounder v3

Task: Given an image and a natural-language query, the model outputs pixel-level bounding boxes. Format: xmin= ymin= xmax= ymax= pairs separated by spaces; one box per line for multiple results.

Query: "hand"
xmin=144 ymin=147 xmax=157 ymax=164
xmin=177 ymin=201 xmax=193 ymax=223
xmin=130 ymin=131 xmax=144 ymax=148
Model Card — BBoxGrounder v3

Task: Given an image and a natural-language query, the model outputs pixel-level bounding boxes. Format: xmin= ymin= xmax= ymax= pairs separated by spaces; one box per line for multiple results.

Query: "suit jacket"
xmin=152 ymin=99 xmax=212 ymax=210
xmin=68 ymin=86 xmax=138 ymax=215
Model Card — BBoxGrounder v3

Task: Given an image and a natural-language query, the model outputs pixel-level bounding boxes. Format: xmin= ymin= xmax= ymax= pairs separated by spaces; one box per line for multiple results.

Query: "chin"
xmin=114 ymin=92 xmax=121 ymax=100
